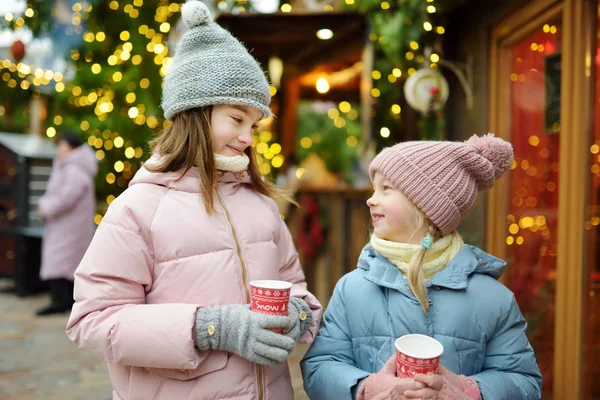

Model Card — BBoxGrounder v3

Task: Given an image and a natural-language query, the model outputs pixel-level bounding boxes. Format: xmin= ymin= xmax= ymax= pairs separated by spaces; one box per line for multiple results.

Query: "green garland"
xmin=344 ymin=0 xmax=466 ymax=147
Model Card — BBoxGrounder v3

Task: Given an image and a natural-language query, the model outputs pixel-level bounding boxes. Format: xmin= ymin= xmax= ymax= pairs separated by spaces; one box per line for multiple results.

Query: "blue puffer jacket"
xmin=301 ymin=244 xmax=542 ymax=400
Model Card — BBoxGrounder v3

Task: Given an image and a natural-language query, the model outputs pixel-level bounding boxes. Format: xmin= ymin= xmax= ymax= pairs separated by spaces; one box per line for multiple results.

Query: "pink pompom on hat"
xmin=368 ymin=133 xmax=514 ymax=235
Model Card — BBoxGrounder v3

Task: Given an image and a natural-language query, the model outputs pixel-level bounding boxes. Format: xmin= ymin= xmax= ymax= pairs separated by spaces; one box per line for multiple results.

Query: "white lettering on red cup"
xmin=249 ymin=280 xmax=292 ymax=334
xmin=394 ymin=334 xmax=444 ymax=378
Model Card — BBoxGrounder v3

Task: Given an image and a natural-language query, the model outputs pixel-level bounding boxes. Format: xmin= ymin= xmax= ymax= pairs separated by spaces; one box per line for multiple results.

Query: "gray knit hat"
xmin=161 ymin=0 xmax=272 ymax=120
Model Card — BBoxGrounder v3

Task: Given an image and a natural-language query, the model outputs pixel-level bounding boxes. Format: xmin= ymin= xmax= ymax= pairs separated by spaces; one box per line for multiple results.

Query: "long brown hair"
xmin=146 ymin=107 xmax=292 ymax=213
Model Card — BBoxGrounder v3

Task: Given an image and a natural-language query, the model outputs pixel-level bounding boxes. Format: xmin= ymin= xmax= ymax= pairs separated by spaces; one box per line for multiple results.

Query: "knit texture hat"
xmin=369 ymin=134 xmax=514 ymax=235
xmin=161 ymin=0 xmax=272 ymax=120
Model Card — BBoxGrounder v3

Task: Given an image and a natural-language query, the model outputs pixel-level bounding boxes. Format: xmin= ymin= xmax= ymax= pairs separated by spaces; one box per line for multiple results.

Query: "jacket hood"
xmin=358 ymin=243 xmax=507 ymax=291
xmin=60 ymin=145 xmax=98 ymax=178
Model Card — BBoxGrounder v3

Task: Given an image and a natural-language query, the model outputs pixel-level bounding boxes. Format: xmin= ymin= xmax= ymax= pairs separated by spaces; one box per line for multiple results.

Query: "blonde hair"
xmin=146 ymin=108 xmax=292 ymax=213
xmin=404 ymin=201 xmax=442 ymax=314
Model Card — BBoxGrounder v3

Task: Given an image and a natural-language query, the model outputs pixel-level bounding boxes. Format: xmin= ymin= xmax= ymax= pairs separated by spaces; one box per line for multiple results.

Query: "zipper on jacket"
xmin=216 ymin=192 xmax=251 ymax=303
xmin=216 ymin=192 xmax=263 ymax=400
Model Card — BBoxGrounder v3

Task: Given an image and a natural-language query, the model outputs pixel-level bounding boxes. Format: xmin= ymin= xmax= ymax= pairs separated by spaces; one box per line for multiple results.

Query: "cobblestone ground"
xmin=0 ymin=279 xmax=309 ymax=400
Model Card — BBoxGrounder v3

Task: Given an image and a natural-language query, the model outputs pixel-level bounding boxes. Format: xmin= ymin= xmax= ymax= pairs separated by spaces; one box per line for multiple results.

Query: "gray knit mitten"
xmin=195 ymin=304 xmax=296 ymax=367
xmin=284 ymin=297 xmax=313 ymax=342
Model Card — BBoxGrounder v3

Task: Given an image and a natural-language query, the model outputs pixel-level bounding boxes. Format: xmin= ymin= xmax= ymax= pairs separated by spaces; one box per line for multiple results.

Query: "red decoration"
xmin=296 ymin=195 xmax=326 ymax=264
xmin=10 ymin=40 xmax=26 ymax=63
xmin=429 ymin=86 xmax=439 ymax=97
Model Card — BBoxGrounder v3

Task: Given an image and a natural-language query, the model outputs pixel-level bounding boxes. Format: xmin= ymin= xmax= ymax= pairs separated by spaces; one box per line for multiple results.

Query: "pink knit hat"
xmin=368 ymin=133 xmax=513 ymax=235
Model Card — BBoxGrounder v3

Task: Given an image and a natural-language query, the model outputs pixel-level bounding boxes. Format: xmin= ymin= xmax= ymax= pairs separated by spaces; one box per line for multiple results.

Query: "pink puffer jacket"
xmin=66 ymin=160 xmax=322 ymax=400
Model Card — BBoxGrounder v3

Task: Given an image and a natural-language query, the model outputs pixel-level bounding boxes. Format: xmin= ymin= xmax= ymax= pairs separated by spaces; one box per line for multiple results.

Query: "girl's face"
xmin=367 ymin=172 xmax=426 ymax=244
xmin=210 ymin=104 xmax=262 ymax=156
xmin=56 ymin=140 xmax=72 ymax=160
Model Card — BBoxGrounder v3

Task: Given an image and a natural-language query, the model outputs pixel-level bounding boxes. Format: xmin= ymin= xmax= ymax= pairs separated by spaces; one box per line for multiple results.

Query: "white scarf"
xmin=214 ymin=153 xmax=249 ymax=172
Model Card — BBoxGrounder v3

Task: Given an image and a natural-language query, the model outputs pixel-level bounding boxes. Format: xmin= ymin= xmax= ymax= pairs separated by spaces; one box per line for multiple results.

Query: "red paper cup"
xmin=395 ymin=334 xmax=444 ymax=378
xmin=249 ymin=280 xmax=292 ymax=333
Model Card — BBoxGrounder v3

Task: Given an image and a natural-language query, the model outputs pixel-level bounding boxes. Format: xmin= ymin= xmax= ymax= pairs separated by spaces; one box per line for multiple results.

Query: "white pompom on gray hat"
xmin=161 ymin=0 xmax=272 ymax=120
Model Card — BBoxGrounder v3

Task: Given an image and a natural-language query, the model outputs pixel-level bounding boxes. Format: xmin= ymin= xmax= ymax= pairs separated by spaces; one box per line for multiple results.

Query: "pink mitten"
xmin=403 ymin=366 xmax=481 ymax=400
xmin=357 ymin=356 xmax=424 ymax=400
xmin=438 ymin=365 xmax=481 ymax=399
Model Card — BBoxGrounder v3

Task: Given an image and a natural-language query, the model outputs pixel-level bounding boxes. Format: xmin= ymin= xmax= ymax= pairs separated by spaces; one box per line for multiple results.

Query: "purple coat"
xmin=39 ymin=145 xmax=98 ymax=281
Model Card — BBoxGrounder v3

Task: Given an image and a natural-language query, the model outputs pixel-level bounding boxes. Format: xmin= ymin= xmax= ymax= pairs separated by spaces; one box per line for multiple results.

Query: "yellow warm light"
xmin=409 ymin=41 xmax=419 ymax=50
xmin=372 ymin=70 xmax=381 ymax=80
xmin=128 ymin=107 xmax=139 ymax=118
xmin=423 ymin=22 xmax=433 ymax=31
xmin=316 ymin=29 xmax=334 ymax=40
xmin=316 ymin=78 xmax=330 ymax=94
xmin=391 ymin=104 xmax=401 ymax=114
xmin=94 ymin=214 xmax=103 ymax=225
xmin=46 ymin=127 xmax=56 ymax=138
xmin=339 ymin=101 xmax=352 ymax=113
xmin=381 ymin=2 xmax=390 ymax=9
xmin=153 ymin=44 xmax=164 ymax=54
xmin=91 ymin=63 xmax=102 ymax=74
xmin=271 ymin=154 xmax=284 ymax=168
xmin=113 ymin=72 xmax=123 ymax=82
xmin=114 ymin=161 xmax=125 ymax=172
xmin=334 ymin=117 xmax=346 ymax=128
xmin=280 ymin=3 xmax=292 ymax=12
xmin=371 ymin=88 xmax=380 ymax=97
xmin=430 ymin=53 xmax=440 ymax=63
xmin=300 ymin=137 xmax=313 ymax=149
xmin=55 ymin=82 xmax=65 ymax=92
xmin=160 ymin=22 xmax=170 ymax=33
xmin=256 ymin=142 xmax=269 ymax=154
xmin=436 ymin=26 xmax=445 ymax=34
xmin=96 ymin=150 xmax=105 ymax=160
xmin=114 ymin=137 xmax=124 ymax=148
xmin=96 ymin=32 xmax=106 ymax=42
xmin=125 ymin=147 xmax=136 ymax=158
xmin=380 ymin=127 xmax=390 ymax=138
xmin=106 ymin=173 xmax=116 ymax=184
xmin=427 ymin=5 xmax=436 ymax=13
xmin=327 ymin=108 xmax=340 ymax=119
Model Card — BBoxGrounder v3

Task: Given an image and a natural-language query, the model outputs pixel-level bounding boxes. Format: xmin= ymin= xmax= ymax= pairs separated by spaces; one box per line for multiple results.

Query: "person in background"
xmin=37 ymin=131 xmax=98 ymax=316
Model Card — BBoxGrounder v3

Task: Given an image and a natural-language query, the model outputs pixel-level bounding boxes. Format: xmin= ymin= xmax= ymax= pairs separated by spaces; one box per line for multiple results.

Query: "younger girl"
xmin=66 ymin=2 xmax=322 ymax=399
xmin=301 ymin=135 xmax=542 ymax=400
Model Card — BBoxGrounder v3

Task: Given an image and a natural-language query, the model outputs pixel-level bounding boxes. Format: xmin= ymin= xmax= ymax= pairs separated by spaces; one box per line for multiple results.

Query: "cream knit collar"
xmin=214 ymin=153 xmax=249 ymax=172
xmin=370 ymin=232 xmax=464 ymax=281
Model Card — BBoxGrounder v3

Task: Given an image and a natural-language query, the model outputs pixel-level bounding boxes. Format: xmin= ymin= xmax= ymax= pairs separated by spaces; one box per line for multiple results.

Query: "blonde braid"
xmin=407 ymin=223 xmax=441 ymax=314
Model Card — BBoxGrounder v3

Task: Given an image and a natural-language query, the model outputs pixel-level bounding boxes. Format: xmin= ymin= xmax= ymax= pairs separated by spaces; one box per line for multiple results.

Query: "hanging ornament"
xmin=10 ymin=40 xmax=26 ymax=63
xmin=403 ymin=68 xmax=449 ymax=115
xmin=418 ymin=85 xmax=445 ymax=140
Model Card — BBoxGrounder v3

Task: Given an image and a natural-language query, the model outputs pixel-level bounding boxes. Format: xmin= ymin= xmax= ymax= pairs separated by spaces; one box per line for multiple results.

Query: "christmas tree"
xmin=44 ymin=0 xmax=181 ymax=221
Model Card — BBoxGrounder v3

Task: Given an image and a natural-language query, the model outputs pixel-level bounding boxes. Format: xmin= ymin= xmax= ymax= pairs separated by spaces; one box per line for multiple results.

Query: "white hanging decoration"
xmin=250 ymin=0 xmax=279 ymax=13
xmin=268 ymin=56 xmax=283 ymax=88
xmin=403 ymin=68 xmax=449 ymax=115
